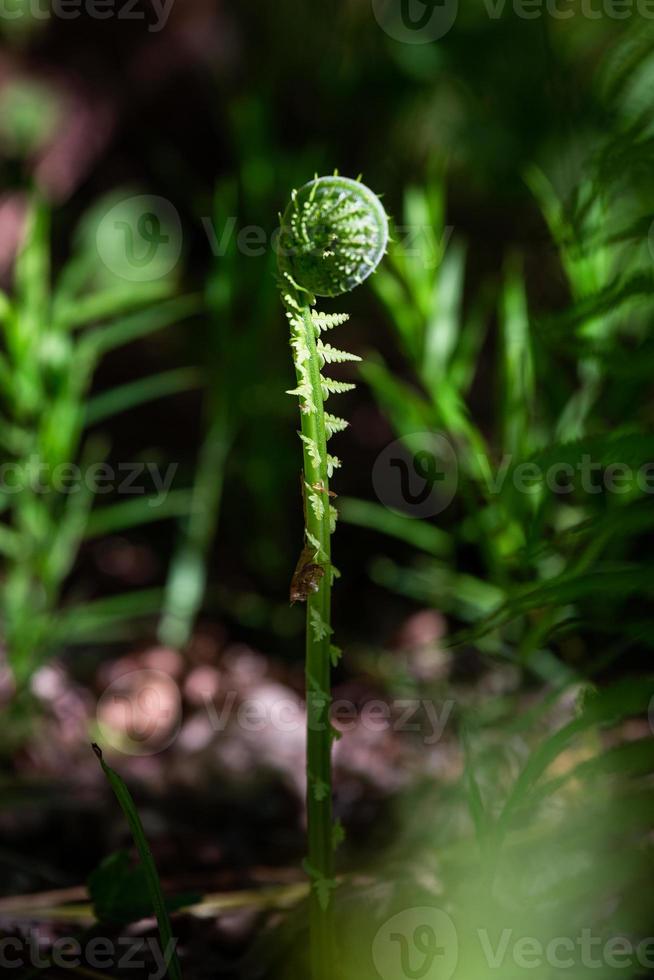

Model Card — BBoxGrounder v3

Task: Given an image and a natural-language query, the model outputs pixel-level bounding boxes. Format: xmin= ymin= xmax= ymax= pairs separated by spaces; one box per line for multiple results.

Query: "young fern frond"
xmin=311 ymin=310 xmax=350 ymax=332
xmin=277 ymin=175 xmax=388 ymax=980
xmin=324 ymin=413 xmax=349 ymax=438
xmin=316 ymin=340 xmax=362 ymax=365
xmin=320 ymin=377 xmax=357 ymax=398
xmin=326 ymin=454 xmax=342 ymax=477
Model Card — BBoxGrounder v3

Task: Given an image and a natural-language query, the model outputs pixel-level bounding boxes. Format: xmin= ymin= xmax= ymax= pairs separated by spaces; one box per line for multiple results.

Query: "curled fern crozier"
xmin=278 ymin=175 xmax=389 ymax=297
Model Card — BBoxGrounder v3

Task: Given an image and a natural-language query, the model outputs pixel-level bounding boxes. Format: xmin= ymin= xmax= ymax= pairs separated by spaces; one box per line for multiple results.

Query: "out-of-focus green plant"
xmin=365 ymin=175 xmax=492 ymax=491
xmin=355 ymin=143 xmax=654 ymax=683
xmin=271 ymin=672 xmax=654 ymax=980
xmin=0 ymin=199 xmax=200 ymax=687
xmin=0 ymin=0 xmax=50 ymax=43
xmin=157 ymin=177 xmax=240 ymax=650
xmin=0 ymin=79 xmax=61 ymax=157
xmin=335 ymin=679 xmax=653 ymax=980
xmin=159 ymin=97 xmax=313 ymax=647
xmin=354 ymin=177 xmax=511 ymax=629
xmin=158 ymin=168 xmax=279 ymax=648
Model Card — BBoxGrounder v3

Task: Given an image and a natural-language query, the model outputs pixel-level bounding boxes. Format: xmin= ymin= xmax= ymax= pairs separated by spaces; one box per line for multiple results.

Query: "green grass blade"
xmin=84 ymin=490 xmax=193 ymax=539
xmin=0 ymin=288 xmax=10 ymax=322
xmin=422 ymin=240 xmax=466 ymax=387
xmin=338 ymin=496 xmax=451 ymax=558
xmin=54 ymin=588 xmax=164 ymax=643
xmin=159 ymin=412 xmax=232 ymax=649
xmin=80 ymin=295 xmax=203 ymax=359
xmin=44 ymin=436 xmax=109 ymax=590
xmin=0 ymin=524 xmax=21 ymax=559
xmin=92 ymin=745 xmax=183 ymax=980
xmin=372 ymin=265 xmax=422 ymax=362
xmin=13 ymin=200 xmax=50 ymax=344
xmin=0 ymin=415 xmax=30 ymax=454
xmin=85 ymin=368 xmax=202 ymax=427
xmin=494 ymin=676 xmax=654 ymax=838
xmin=53 ymin=282 xmax=176 ymax=330
xmin=449 ymin=286 xmax=491 ymax=395
xmin=360 ymin=358 xmax=432 ymax=435
xmin=461 ymin=723 xmax=491 ymax=859
xmin=500 ymin=253 xmax=534 ymax=456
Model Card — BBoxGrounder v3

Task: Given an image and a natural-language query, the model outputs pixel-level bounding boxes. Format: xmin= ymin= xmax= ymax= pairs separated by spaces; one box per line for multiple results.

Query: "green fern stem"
xmin=298 ymin=299 xmax=336 ymax=975
xmin=278 ymin=174 xmax=389 ymax=978
xmin=284 ymin=289 xmax=354 ymax=976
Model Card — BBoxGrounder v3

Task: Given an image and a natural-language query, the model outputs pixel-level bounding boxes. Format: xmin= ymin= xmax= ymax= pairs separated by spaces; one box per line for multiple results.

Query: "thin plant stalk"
xmin=297 ymin=299 xmax=335 ymax=975
xmin=277 ymin=175 xmax=388 ymax=978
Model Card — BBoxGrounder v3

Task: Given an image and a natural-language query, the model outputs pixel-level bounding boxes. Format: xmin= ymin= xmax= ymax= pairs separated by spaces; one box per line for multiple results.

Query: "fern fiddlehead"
xmin=277 ymin=175 xmax=388 ymax=977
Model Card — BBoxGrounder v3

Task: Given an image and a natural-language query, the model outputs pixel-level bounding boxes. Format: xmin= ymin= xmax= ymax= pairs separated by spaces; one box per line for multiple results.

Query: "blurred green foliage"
xmin=0 ymin=198 xmax=199 ymax=685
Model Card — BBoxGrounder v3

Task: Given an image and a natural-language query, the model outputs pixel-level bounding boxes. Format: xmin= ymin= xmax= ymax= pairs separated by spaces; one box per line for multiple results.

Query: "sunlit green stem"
xmin=278 ymin=174 xmax=388 ymax=978
xmin=295 ymin=300 xmax=335 ymax=978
